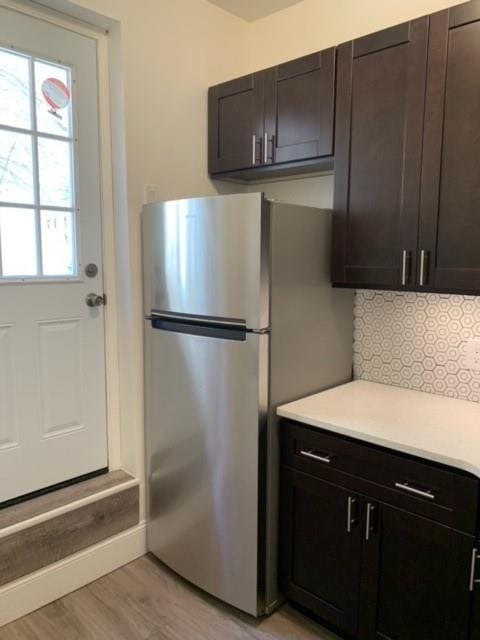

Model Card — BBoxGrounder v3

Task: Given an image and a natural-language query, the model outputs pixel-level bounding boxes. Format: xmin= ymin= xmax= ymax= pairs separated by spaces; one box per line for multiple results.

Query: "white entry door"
xmin=0 ymin=6 xmax=108 ymax=503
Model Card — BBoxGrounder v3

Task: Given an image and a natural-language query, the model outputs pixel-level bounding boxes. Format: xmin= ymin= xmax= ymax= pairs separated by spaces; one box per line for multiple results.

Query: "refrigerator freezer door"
xmin=145 ymin=322 xmax=268 ymax=616
xmin=143 ymin=193 xmax=269 ymax=330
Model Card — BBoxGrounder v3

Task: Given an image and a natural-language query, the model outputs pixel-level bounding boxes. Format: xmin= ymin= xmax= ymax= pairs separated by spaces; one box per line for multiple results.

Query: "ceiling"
xmin=207 ymin=0 xmax=305 ymax=22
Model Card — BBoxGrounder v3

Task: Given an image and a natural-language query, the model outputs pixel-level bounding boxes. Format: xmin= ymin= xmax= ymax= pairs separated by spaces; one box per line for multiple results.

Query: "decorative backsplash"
xmin=353 ymin=290 xmax=480 ymax=402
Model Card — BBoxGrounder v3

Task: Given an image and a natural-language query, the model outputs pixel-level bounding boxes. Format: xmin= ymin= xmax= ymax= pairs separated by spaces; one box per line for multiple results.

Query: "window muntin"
xmin=0 ymin=46 xmax=77 ymax=280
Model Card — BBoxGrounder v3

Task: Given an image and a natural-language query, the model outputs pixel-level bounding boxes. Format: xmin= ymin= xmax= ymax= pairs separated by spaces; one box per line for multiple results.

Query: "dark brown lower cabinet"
xmin=280 ymin=468 xmax=362 ymax=636
xmin=359 ymin=503 xmax=474 ymax=640
xmin=279 ymin=421 xmax=480 ymax=640
xmin=471 ymin=563 xmax=480 ymax=640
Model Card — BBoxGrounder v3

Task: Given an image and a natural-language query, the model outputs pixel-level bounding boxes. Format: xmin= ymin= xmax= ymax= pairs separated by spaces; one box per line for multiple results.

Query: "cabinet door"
xmin=361 ymin=502 xmax=474 ymax=640
xmin=471 ymin=545 xmax=480 ymax=640
xmin=332 ymin=19 xmax=428 ymax=288
xmin=208 ymin=73 xmax=264 ymax=174
xmin=419 ymin=2 xmax=480 ymax=293
xmin=263 ymin=50 xmax=335 ymax=165
xmin=279 ymin=467 xmax=363 ymax=636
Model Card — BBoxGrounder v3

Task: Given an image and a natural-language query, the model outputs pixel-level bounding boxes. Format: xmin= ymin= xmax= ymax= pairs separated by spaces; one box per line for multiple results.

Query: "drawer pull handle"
xmin=299 ymin=449 xmax=331 ymax=464
xmin=394 ymin=482 xmax=435 ymax=500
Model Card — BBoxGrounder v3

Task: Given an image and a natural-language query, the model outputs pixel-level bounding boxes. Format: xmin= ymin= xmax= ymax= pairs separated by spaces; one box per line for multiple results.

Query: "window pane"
xmin=0 ymin=48 xmax=31 ymax=130
xmin=0 ymin=208 xmax=37 ymax=277
xmin=41 ymin=210 xmax=75 ymax=276
xmin=35 ymin=60 xmax=72 ymax=137
xmin=0 ymin=130 xmax=34 ymax=204
xmin=38 ymin=137 xmax=73 ymax=207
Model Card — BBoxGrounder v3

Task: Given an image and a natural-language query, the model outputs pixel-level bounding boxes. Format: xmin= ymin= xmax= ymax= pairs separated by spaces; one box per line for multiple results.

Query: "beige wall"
xmin=247 ymin=174 xmax=334 ymax=208
xmin=244 ymin=0 xmax=464 ymax=71
xmin=63 ymin=0 xmax=247 ymax=201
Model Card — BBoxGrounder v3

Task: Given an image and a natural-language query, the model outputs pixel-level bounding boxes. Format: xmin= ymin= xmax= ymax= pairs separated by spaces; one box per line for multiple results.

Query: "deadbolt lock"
xmin=85 ymin=263 xmax=99 ymax=278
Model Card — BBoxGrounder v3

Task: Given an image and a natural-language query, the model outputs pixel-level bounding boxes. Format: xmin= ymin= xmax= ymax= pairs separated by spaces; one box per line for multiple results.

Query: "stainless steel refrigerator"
xmin=143 ymin=193 xmax=353 ymax=617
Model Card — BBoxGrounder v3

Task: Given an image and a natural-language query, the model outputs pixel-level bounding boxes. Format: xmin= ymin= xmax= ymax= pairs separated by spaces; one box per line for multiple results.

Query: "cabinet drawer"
xmin=280 ymin=420 xmax=479 ymax=533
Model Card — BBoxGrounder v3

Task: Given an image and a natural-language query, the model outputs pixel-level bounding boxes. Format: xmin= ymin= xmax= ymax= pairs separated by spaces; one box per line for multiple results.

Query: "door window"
xmin=0 ymin=46 xmax=76 ymax=279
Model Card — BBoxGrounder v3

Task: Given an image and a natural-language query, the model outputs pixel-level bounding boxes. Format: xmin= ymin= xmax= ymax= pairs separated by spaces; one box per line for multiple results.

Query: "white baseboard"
xmin=0 ymin=521 xmax=147 ymax=627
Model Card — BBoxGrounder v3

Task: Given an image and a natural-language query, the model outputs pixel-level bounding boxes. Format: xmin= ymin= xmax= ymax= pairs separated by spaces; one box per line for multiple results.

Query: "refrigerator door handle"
xmin=149 ymin=310 xmax=246 ymax=329
xmin=150 ymin=316 xmax=248 ymax=341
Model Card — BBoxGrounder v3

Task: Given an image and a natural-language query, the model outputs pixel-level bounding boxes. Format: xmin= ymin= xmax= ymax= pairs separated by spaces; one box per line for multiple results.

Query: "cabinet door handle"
xmin=394 ymin=481 xmax=435 ymax=500
xmin=252 ymin=135 xmax=257 ymax=165
xmin=470 ymin=548 xmax=480 ymax=592
xmin=401 ymin=249 xmax=409 ymax=286
xmin=419 ymin=249 xmax=429 ymax=286
xmin=299 ymin=449 xmax=331 ymax=464
xmin=264 ymin=132 xmax=269 ymax=164
xmin=347 ymin=496 xmax=357 ymax=533
xmin=365 ymin=502 xmax=376 ymax=541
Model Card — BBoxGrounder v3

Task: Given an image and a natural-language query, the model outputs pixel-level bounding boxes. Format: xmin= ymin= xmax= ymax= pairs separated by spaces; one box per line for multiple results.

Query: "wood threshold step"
xmin=0 ymin=470 xmax=139 ymax=587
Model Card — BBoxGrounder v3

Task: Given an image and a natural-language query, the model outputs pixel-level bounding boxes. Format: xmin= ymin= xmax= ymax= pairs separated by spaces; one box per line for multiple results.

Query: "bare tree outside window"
xmin=0 ymin=47 xmax=76 ymax=278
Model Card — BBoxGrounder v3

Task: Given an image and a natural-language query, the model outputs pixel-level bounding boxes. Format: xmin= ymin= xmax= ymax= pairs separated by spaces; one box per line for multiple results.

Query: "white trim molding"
xmin=0 ymin=522 xmax=147 ymax=627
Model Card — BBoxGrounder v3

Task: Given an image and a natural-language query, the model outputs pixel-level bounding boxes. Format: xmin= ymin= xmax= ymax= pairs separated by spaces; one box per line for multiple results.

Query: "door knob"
xmin=86 ymin=293 xmax=106 ymax=308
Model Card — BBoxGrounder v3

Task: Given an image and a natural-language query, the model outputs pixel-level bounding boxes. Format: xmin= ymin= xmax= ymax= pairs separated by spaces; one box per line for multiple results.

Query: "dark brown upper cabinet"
xmin=332 ymin=0 xmax=480 ymax=295
xmin=418 ymin=2 xmax=480 ymax=293
xmin=264 ymin=50 xmax=335 ymax=166
xmin=331 ymin=19 xmax=429 ymax=289
xmin=208 ymin=73 xmax=265 ymax=174
xmin=208 ymin=49 xmax=335 ymax=180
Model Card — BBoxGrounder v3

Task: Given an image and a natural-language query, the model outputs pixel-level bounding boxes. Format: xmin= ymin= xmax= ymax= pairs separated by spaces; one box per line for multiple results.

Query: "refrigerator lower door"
xmin=142 ymin=193 xmax=270 ymax=330
xmin=145 ymin=322 xmax=268 ymax=616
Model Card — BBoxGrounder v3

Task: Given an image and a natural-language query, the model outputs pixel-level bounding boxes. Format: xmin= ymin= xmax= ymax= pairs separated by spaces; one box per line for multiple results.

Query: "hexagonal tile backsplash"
xmin=353 ymin=290 xmax=480 ymax=402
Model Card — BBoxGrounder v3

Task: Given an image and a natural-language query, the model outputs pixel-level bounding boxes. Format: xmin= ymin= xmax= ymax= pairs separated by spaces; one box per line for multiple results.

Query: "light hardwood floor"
xmin=0 ymin=555 xmax=340 ymax=640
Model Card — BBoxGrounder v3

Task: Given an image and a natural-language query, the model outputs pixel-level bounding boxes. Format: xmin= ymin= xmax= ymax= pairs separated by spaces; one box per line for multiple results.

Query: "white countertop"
xmin=277 ymin=380 xmax=480 ymax=477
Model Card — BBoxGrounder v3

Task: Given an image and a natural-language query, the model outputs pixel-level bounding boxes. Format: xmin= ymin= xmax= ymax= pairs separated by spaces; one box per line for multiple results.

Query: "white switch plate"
xmin=144 ymin=184 xmax=159 ymax=205
xmin=466 ymin=339 xmax=480 ymax=371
